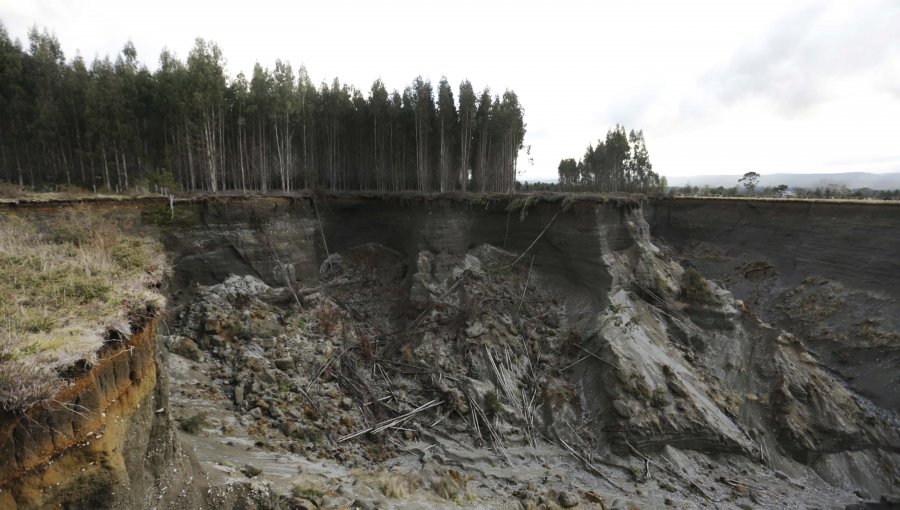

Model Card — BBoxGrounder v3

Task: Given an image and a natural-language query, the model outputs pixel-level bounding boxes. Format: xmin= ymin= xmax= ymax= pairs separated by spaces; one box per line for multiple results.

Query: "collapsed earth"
xmin=0 ymin=194 xmax=897 ymax=510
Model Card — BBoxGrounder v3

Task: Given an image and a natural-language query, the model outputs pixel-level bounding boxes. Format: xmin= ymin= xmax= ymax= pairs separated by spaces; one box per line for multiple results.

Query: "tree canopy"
xmin=557 ymin=125 xmax=662 ymax=193
xmin=0 ymin=26 xmax=526 ymax=194
xmin=739 ymin=172 xmax=760 ymax=195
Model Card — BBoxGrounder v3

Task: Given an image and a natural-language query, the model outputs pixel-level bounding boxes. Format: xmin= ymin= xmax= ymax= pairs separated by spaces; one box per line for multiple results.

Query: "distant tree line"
xmin=557 ymin=125 xmax=664 ymax=193
xmin=670 ymin=183 xmax=900 ymax=200
xmin=0 ymin=26 xmax=526 ymax=193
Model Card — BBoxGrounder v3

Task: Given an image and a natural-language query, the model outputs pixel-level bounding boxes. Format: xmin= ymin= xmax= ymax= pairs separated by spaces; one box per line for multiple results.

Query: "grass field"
xmin=0 ymin=206 xmax=168 ymax=412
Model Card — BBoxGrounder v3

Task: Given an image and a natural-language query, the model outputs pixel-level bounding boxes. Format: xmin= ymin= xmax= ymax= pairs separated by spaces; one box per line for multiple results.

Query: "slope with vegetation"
xmin=0 ymin=205 xmax=168 ymax=411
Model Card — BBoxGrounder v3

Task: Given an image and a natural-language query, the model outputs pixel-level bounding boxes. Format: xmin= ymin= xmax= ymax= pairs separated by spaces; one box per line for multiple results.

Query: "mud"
xmin=1 ymin=195 xmax=898 ymax=510
xmin=156 ymin=196 xmax=899 ymax=509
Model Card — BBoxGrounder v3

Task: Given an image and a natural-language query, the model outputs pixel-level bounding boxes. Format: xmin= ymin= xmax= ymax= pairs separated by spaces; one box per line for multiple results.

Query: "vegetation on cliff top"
xmin=557 ymin=125 xmax=664 ymax=193
xmin=0 ymin=26 xmax=524 ymax=194
xmin=0 ymin=206 xmax=168 ymax=412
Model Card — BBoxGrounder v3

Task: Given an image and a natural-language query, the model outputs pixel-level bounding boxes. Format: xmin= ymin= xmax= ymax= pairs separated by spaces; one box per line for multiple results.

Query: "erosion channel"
xmin=1 ymin=195 xmax=898 ymax=510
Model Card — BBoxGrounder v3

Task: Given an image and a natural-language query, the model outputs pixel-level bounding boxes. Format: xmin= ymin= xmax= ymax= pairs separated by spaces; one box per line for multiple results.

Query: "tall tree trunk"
xmin=102 ymin=147 xmax=111 ymax=191
xmin=122 ymin=151 xmax=129 ymax=190
xmin=238 ymin=123 xmax=246 ymax=192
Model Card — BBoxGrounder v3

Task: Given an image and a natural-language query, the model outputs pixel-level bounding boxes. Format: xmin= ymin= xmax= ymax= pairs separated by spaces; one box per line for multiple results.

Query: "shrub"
xmin=21 ymin=309 xmax=56 ymax=333
xmin=681 ymin=268 xmax=714 ymax=304
xmin=650 ymin=388 xmax=668 ymax=408
xmin=109 ymin=238 xmax=148 ymax=269
xmin=483 ymin=390 xmax=501 ymax=417
xmin=141 ymin=203 xmax=197 ymax=227
xmin=379 ymin=473 xmax=421 ymax=499
xmin=140 ymin=168 xmax=179 ymax=193
xmin=179 ymin=412 xmax=208 ymax=433
xmin=50 ymin=227 xmax=90 ymax=246
xmin=431 ymin=469 xmax=475 ymax=503
xmin=291 ymin=482 xmax=323 ymax=501
xmin=292 ymin=426 xmax=324 ymax=444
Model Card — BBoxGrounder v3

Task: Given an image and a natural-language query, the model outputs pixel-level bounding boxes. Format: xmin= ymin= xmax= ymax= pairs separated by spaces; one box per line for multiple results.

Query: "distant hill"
xmin=665 ymin=172 xmax=900 ymax=190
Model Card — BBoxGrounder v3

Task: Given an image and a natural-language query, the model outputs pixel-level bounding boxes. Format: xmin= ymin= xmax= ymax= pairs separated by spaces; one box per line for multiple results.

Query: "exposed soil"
xmin=2 ymin=195 xmax=898 ymax=510
xmin=157 ymin=197 xmax=899 ymax=509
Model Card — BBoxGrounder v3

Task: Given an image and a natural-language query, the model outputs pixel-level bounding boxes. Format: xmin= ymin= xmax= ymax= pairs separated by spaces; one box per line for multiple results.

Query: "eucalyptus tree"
xmin=89 ymin=56 xmax=124 ymax=190
xmin=395 ymin=89 xmax=417 ymax=190
xmin=457 ymin=80 xmax=477 ymax=191
xmin=26 ymin=28 xmax=68 ymax=184
xmin=225 ymin=71 xmax=250 ymax=191
xmin=410 ymin=77 xmax=435 ymax=191
xmin=186 ymin=39 xmax=227 ymax=192
xmin=63 ymin=55 xmax=91 ymax=184
xmin=557 ymin=158 xmax=578 ymax=190
xmin=295 ymin=67 xmax=318 ymax=189
xmin=739 ymin=171 xmax=760 ymax=195
xmin=0 ymin=26 xmax=527 ymax=195
xmin=110 ymin=41 xmax=145 ymax=190
xmin=368 ymin=79 xmax=390 ymax=190
xmin=626 ymin=129 xmax=655 ymax=191
xmin=472 ymin=88 xmax=493 ymax=192
xmin=271 ymin=60 xmax=295 ymax=191
xmin=493 ymin=91 xmax=525 ymax=193
xmin=436 ymin=77 xmax=458 ymax=191
xmin=559 ymin=125 xmax=662 ymax=193
xmin=0 ymin=25 xmax=26 ymax=185
xmin=154 ymin=50 xmax=192 ymax=190
xmin=248 ymin=63 xmax=273 ymax=191
xmin=602 ymin=125 xmax=630 ymax=192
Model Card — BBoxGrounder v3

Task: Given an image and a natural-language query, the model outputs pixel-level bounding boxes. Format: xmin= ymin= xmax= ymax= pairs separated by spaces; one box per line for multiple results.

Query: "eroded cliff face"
xmin=1 ymin=195 xmax=898 ymax=510
xmin=0 ymin=319 xmax=201 ymax=510
xmin=155 ymin=195 xmax=899 ymax=509
xmin=645 ymin=198 xmax=900 ymax=411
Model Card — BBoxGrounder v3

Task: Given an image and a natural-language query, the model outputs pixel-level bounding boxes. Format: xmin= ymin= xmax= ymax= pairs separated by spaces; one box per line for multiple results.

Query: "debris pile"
xmin=163 ymin=235 xmax=900 ymax=509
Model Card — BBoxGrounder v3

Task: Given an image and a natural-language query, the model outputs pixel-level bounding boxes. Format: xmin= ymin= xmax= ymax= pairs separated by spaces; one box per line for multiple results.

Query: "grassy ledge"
xmin=0 ymin=206 xmax=168 ymax=412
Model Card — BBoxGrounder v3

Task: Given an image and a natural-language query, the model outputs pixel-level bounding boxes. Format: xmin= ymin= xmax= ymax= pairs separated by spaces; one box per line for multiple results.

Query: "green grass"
xmin=110 ymin=238 xmax=149 ymax=269
xmin=0 ymin=207 xmax=169 ymax=412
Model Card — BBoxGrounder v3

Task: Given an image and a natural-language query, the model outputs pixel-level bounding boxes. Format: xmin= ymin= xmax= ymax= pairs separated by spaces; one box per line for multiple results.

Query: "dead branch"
xmin=517 ymin=254 xmax=535 ymax=316
xmin=574 ymin=344 xmax=621 ymax=371
xmin=624 ymin=440 xmax=722 ymax=502
xmin=502 ymin=211 xmax=560 ymax=269
xmin=467 ymin=394 xmax=512 ymax=465
xmin=312 ymin=196 xmax=329 ymax=257
xmin=559 ymin=438 xmax=628 ymax=493
xmin=338 ymin=399 xmax=443 ymax=442
xmin=295 ymin=386 xmax=336 ymax=445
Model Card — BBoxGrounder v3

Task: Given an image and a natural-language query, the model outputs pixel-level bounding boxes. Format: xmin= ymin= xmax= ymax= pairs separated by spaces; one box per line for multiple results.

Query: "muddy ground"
xmin=161 ymin=228 xmax=899 ymax=509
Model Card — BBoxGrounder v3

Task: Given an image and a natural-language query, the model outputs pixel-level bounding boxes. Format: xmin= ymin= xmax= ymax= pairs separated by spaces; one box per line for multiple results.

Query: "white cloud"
xmin=1 ymin=0 xmax=898 ymax=180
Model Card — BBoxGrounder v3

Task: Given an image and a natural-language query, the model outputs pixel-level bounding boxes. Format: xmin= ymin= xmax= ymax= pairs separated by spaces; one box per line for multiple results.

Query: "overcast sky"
xmin=2 ymin=0 xmax=898 ymax=181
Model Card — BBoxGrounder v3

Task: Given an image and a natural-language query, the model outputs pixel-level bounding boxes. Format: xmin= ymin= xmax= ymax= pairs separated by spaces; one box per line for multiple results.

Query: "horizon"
xmin=2 ymin=0 xmax=899 ymax=182
xmin=518 ymin=171 xmax=900 ymax=184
